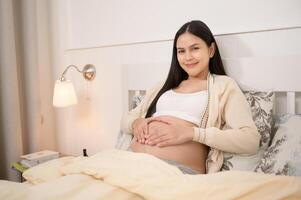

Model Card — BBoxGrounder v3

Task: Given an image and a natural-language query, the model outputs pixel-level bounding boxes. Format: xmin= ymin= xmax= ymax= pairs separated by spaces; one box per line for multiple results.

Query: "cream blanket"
xmin=0 ymin=149 xmax=301 ymax=200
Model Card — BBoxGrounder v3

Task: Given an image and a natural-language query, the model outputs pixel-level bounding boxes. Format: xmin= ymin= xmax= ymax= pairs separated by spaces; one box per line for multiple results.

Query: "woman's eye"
xmin=177 ymin=50 xmax=184 ymax=54
xmin=193 ymin=47 xmax=200 ymax=51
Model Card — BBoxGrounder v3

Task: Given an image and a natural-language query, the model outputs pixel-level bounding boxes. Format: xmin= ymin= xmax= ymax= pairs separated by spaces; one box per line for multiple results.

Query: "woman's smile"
xmin=185 ymin=62 xmax=199 ymax=68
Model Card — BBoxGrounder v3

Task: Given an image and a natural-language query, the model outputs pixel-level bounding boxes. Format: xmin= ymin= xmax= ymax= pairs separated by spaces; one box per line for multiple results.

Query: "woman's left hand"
xmin=145 ymin=116 xmax=194 ymax=147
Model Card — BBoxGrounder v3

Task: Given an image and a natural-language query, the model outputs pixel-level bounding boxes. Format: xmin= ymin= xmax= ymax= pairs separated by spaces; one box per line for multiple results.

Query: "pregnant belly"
xmin=130 ymin=117 xmax=208 ymax=173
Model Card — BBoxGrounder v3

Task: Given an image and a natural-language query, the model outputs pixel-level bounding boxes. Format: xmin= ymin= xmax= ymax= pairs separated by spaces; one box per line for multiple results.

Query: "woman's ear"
xmin=209 ymin=42 xmax=215 ymax=58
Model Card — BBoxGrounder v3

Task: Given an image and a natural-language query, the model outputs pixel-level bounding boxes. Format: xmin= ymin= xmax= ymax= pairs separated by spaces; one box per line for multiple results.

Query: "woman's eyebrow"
xmin=189 ymin=43 xmax=200 ymax=47
xmin=177 ymin=43 xmax=200 ymax=49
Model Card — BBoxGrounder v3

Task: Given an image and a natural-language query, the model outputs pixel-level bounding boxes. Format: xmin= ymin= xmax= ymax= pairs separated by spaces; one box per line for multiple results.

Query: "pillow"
xmin=115 ymin=130 xmax=133 ymax=150
xmin=243 ymin=91 xmax=275 ymax=149
xmin=271 ymin=113 xmax=294 ymax=139
xmin=222 ymin=91 xmax=274 ymax=171
xmin=115 ymin=90 xmax=145 ymax=150
xmin=221 ymin=150 xmax=265 ymax=171
xmin=254 ymin=115 xmax=301 ymax=176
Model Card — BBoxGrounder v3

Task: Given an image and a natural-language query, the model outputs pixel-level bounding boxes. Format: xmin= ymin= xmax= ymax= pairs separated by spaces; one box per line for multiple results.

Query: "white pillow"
xmin=115 ymin=130 xmax=133 ymax=150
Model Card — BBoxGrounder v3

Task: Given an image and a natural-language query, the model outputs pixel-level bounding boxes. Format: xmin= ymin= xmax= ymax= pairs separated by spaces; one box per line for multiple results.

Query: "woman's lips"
xmin=185 ymin=62 xmax=198 ymax=68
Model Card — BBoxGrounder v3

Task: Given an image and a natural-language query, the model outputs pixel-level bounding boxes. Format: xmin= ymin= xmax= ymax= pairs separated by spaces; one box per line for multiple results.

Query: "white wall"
xmin=49 ymin=0 xmax=301 ymax=156
xmin=67 ymin=0 xmax=301 ymax=49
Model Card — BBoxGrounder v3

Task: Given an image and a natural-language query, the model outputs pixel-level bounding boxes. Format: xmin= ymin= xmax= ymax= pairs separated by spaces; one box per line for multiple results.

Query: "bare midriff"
xmin=130 ymin=117 xmax=208 ymax=174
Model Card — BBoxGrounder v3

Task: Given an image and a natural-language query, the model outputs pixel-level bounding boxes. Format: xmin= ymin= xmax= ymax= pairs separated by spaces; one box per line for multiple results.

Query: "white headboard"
xmin=224 ymin=55 xmax=301 ymax=114
xmin=123 ymin=56 xmax=301 ymax=115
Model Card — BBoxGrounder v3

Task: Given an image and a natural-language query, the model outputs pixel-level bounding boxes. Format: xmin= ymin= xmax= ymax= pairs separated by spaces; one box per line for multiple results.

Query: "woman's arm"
xmin=194 ymin=79 xmax=261 ymax=155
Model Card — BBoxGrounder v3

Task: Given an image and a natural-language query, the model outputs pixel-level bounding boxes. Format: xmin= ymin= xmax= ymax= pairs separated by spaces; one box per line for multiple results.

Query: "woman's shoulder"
xmin=212 ymin=74 xmax=237 ymax=85
xmin=211 ymin=74 xmax=243 ymax=95
xmin=145 ymin=81 xmax=164 ymax=95
xmin=151 ymin=81 xmax=165 ymax=91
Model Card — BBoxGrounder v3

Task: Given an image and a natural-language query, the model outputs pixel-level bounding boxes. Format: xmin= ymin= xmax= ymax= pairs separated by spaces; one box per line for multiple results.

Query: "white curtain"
xmin=0 ymin=0 xmax=57 ymax=181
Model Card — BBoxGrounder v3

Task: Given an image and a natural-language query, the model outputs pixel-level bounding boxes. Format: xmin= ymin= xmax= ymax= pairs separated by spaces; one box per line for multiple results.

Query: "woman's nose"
xmin=185 ymin=52 xmax=193 ymax=60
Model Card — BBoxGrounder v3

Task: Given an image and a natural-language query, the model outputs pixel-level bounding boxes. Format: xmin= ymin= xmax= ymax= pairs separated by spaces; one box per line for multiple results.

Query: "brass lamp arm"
xmin=60 ymin=65 xmax=82 ymax=81
xmin=60 ymin=64 xmax=96 ymax=81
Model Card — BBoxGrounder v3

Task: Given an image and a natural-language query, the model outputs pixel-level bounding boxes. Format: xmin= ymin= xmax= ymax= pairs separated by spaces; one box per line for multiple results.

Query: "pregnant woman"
xmin=121 ymin=20 xmax=260 ymax=174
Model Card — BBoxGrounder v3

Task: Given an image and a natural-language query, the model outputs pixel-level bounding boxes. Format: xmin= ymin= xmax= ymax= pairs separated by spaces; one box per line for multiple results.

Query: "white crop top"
xmin=153 ymin=89 xmax=208 ymax=125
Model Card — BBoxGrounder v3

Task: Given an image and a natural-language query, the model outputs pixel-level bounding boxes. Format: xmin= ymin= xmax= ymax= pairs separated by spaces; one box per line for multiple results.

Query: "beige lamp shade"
xmin=53 ymin=80 xmax=78 ymax=107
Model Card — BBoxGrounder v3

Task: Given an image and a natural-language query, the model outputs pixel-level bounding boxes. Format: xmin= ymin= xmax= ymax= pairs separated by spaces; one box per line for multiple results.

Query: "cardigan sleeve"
xmin=121 ymin=82 xmax=163 ymax=134
xmin=195 ymin=79 xmax=261 ymax=155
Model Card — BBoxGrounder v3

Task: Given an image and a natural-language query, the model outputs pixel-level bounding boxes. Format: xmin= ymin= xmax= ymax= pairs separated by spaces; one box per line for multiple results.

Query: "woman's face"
xmin=176 ymin=32 xmax=215 ymax=79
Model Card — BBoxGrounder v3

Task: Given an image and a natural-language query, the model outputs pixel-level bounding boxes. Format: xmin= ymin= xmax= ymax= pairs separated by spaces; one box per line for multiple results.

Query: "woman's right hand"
xmin=132 ymin=118 xmax=149 ymax=144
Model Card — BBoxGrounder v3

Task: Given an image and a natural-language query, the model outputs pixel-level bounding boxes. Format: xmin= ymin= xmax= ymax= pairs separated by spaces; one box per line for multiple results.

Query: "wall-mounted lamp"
xmin=53 ymin=64 xmax=96 ymax=107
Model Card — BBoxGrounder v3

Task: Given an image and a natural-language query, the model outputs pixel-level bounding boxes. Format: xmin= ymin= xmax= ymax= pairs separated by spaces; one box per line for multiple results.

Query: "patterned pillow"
xmin=254 ymin=115 xmax=301 ymax=176
xmin=222 ymin=149 xmax=265 ymax=171
xmin=243 ymin=91 xmax=274 ymax=149
xmin=221 ymin=91 xmax=274 ymax=171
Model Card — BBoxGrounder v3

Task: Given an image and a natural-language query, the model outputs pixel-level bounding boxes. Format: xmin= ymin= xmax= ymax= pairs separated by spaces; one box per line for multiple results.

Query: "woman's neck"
xmin=188 ymin=70 xmax=209 ymax=81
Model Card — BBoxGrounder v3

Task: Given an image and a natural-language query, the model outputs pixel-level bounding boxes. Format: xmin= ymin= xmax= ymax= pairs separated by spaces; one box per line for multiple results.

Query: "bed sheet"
xmin=0 ymin=149 xmax=300 ymax=200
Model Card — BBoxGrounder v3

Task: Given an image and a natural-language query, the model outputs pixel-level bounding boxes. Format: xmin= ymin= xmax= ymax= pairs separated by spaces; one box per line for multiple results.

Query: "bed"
xmin=1 ymin=103 xmax=301 ymax=199
xmin=1 ymin=34 xmax=301 ymax=199
xmin=1 ymin=72 xmax=301 ymax=200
